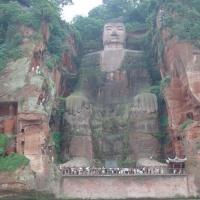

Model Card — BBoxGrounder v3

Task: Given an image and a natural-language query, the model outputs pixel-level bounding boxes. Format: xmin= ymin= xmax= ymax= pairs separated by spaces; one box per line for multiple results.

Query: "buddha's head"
xmin=103 ymin=19 xmax=126 ymax=49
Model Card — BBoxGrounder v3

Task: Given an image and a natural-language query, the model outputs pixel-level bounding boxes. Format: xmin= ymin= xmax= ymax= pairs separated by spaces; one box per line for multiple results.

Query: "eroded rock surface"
xmin=63 ymin=19 xmax=161 ymax=164
xmin=0 ymin=22 xmax=77 ymax=174
xmin=159 ymin=18 xmax=200 ymax=194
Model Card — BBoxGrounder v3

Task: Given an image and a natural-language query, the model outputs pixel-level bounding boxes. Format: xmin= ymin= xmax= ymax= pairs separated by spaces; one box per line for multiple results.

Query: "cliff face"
xmin=0 ymin=22 xmax=77 ymax=172
xmin=0 ymin=16 xmax=78 ymax=196
xmin=1 ymin=0 xmax=200 ymax=198
xmin=158 ymin=17 xmax=200 ymax=194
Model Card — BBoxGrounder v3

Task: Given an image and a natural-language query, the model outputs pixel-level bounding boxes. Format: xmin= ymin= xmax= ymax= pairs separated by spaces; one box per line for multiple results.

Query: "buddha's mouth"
xmin=110 ymin=36 xmax=119 ymax=41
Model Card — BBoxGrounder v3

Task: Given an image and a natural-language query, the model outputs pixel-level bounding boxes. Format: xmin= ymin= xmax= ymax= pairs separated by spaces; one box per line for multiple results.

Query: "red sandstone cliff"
xmin=1 ymin=1 xmax=200 ymax=198
xmin=157 ymin=11 xmax=200 ymax=193
xmin=0 ymin=20 xmax=77 ymax=169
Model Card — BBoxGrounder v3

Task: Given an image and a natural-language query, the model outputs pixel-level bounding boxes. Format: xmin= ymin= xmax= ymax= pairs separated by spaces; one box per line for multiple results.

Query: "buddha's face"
xmin=103 ymin=22 xmax=126 ymax=48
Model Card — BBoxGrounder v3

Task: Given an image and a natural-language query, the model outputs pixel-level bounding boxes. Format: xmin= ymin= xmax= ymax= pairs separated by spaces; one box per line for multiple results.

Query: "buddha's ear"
xmin=102 ymin=25 xmax=106 ymax=45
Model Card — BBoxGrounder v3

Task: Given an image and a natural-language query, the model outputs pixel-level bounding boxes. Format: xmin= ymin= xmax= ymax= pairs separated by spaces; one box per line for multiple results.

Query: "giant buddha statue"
xmin=63 ymin=18 xmax=160 ymax=165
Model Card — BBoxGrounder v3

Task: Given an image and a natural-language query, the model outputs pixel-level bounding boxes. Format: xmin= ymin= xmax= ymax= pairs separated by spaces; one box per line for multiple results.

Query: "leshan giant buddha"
xmin=63 ymin=19 xmax=160 ymax=165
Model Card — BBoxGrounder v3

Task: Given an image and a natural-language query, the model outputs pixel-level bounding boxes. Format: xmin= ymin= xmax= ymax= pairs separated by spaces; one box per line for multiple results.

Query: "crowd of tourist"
xmin=59 ymin=166 xmax=184 ymax=176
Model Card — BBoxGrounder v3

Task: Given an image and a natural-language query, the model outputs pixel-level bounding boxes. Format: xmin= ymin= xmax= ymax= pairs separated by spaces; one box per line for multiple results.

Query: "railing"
xmin=60 ymin=167 xmax=187 ymax=176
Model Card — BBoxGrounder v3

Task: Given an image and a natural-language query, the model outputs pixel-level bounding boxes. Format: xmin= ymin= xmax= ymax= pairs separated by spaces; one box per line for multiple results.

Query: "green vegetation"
xmin=0 ymin=133 xmax=29 ymax=172
xmin=0 ymin=153 xmax=29 ymax=173
xmin=19 ymin=97 xmax=26 ymax=107
xmin=160 ymin=76 xmax=171 ymax=91
xmin=92 ymin=130 xmax=104 ymax=162
xmin=73 ymin=0 xmax=157 ymax=54
xmin=118 ymin=159 xmax=136 ymax=167
xmin=148 ymin=81 xmax=170 ymax=146
xmin=121 ymin=51 xmax=148 ymax=70
xmin=51 ymin=132 xmax=62 ymax=154
xmin=0 ymin=0 xmax=76 ymax=72
xmin=0 ymin=134 xmax=29 ymax=173
xmin=102 ymin=117 xmax=131 ymax=136
xmin=179 ymin=119 xmax=194 ymax=132
xmin=0 ymin=2 xmax=24 ymax=71
xmin=78 ymin=57 xmax=107 ymax=96
xmin=92 ymin=114 xmax=132 ymax=162
xmin=196 ymin=144 xmax=200 ymax=150
xmin=46 ymin=56 xmax=61 ymax=70
xmin=55 ymin=96 xmax=66 ymax=103
xmin=121 ymin=134 xmax=130 ymax=160
xmin=164 ymin=1 xmax=200 ymax=44
xmin=0 ymin=134 xmax=11 ymax=157
xmin=160 ymin=116 xmax=168 ymax=130
xmin=153 ymin=132 xmax=169 ymax=145
xmin=51 ymin=97 xmax=66 ymax=123
xmin=147 ymin=76 xmax=171 ymax=103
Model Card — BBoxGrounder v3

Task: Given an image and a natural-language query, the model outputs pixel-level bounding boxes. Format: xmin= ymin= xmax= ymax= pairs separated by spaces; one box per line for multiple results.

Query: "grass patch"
xmin=160 ymin=76 xmax=171 ymax=91
xmin=179 ymin=119 xmax=194 ymax=132
xmin=118 ymin=159 xmax=136 ymax=167
xmin=51 ymin=132 xmax=61 ymax=154
xmin=0 ymin=153 xmax=29 ymax=173
xmin=0 ymin=134 xmax=11 ymax=156
xmin=19 ymin=97 xmax=26 ymax=107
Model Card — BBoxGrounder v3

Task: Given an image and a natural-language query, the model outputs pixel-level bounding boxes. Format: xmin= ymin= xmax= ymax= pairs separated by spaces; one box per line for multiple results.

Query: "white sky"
xmin=62 ymin=0 xmax=103 ymax=22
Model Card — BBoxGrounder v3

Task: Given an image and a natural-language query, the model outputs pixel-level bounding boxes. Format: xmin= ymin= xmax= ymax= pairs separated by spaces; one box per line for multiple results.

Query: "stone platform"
xmin=58 ymin=174 xmax=196 ymax=199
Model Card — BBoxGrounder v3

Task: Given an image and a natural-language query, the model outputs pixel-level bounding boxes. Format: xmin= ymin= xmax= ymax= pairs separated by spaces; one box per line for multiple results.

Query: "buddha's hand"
xmin=66 ymin=93 xmax=90 ymax=115
xmin=133 ymin=93 xmax=158 ymax=113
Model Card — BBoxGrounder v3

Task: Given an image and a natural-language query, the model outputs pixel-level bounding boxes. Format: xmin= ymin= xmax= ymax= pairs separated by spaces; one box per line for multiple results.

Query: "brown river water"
xmin=0 ymin=196 xmax=199 ymax=200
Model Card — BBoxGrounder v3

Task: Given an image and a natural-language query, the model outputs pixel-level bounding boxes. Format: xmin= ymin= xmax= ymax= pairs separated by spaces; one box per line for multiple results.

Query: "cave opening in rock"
xmin=186 ymin=112 xmax=193 ymax=120
xmin=21 ymin=128 xmax=25 ymax=133
xmin=0 ymin=102 xmax=18 ymax=117
xmin=177 ymin=136 xmax=182 ymax=141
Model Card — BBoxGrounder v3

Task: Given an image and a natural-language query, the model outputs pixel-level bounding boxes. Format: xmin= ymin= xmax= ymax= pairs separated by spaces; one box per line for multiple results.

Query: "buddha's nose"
xmin=111 ymin=29 xmax=118 ymax=36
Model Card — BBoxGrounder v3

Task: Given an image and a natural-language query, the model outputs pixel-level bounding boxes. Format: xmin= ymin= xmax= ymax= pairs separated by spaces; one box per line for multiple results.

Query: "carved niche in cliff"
xmin=0 ymin=102 xmax=17 ymax=135
xmin=63 ymin=19 xmax=161 ymax=164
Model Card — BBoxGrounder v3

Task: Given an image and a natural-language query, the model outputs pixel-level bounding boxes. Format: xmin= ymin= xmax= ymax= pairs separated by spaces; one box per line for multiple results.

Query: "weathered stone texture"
xmin=0 ymin=23 xmax=58 ymax=173
xmin=160 ymin=32 xmax=200 ymax=193
xmin=69 ymin=136 xmax=93 ymax=159
xmin=60 ymin=175 xmax=194 ymax=199
xmin=64 ymin=22 xmax=161 ymax=164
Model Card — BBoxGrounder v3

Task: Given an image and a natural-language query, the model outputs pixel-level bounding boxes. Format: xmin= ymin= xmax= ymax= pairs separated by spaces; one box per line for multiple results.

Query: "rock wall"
xmin=59 ymin=175 xmax=195 ymax=199
xmin=158 ymin=9 xmax=200 ymax=195
xmin=63 ymin=48 xmax=161 ymax=163
xmin=0 ymin=21 xmax=77 ymax=173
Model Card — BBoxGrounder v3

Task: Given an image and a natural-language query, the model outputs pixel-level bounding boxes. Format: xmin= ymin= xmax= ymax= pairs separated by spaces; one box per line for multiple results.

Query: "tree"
xmin=73 ymin=16 xmax=104 ymax=41
xmin=56 ymin=0 xmax=74 ymax=6
xmin=88 ymin=5 xmax=109 ymax=20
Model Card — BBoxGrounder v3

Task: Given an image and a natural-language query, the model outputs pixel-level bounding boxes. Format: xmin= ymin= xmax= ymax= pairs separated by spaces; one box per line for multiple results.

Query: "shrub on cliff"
xmin=0 ymin=153 xmax=29 ymax=173
xmin=163 ymin=1 xmax=200 ymax=45
xmin=179 ymin=119 xmax=194 ymax=132
xmin=160 ymin=76 xmax=171 ymax=91
xmin=0 ymin=0 xmax=75 ymax=72
xmin=51 ymin=132 xmax=62 ymax=155
xmin=0 ymin=134 xmax=11 ymax=157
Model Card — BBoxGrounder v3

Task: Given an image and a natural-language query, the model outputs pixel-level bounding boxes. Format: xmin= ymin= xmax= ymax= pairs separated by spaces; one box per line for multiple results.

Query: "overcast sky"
xmin=62 ymin=0 xmax=103 ymax=22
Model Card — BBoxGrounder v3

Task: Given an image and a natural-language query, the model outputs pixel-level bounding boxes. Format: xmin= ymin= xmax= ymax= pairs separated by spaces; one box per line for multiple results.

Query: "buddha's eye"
xmin=105 ymin=26 xmax=112 ymax=31
xmin=117 ymin=26 xmax=124 ymax=30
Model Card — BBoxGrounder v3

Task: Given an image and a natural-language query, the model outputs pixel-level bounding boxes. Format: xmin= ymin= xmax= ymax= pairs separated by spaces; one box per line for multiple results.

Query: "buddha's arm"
xmin=66 ymin=92 xmax=90 ymax=116
xmin=65 ymin=52 xmax=102 ymax=115
xmin=133 ymin=93 xmax=158 ymax=114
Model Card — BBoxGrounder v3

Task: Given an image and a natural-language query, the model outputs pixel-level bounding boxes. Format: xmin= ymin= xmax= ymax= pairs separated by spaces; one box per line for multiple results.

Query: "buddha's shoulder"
xmin=123 ymin=49 xmax=145 ymax=61
xmin=82 ymin=51 xmax=102 ymax=59
xmin=81 ymin=51 xmax=102 ymax=68
xmin=124 ymin=49 xmax=144 ymax=55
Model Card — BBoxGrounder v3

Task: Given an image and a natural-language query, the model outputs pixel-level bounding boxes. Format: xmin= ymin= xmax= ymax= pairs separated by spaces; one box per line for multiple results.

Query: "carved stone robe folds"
xmin=63 ymin=47 xmax=161 ymax=163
